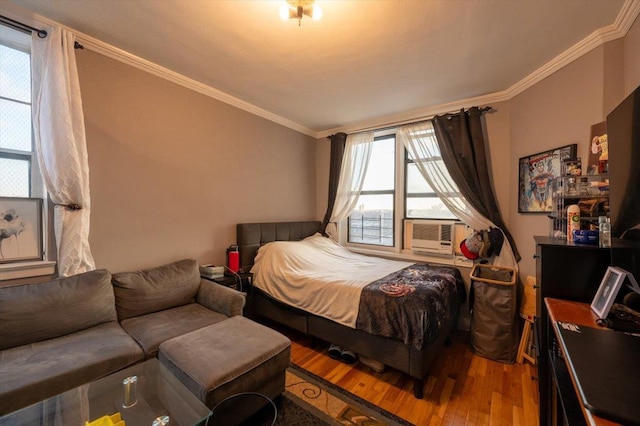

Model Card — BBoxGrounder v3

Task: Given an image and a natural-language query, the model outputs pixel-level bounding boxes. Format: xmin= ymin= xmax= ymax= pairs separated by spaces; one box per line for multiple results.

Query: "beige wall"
xmin=625 ymin=15 xmax=640 ymax=95
xmin=508 ymin=47 xmax=606 ymax=279
xmin=77 ymin=50 xmax=317 ymax=273
xmin=484 ymin=100 xmax=511 ymax=226
xmin=603 ymin=38 xmax=626 ymax=116
xmin=510 ymin=16 xmax=640 ymax=279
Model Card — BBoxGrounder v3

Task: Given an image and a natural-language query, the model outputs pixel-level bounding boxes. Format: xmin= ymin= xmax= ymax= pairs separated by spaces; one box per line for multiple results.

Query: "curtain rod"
xmin=0 ymin=14 xmax=84 ymax=49
xmin=344 ymin=106 xmax=494 ymax=137
xmin=0 ymin=14 xmax=47 ymax=38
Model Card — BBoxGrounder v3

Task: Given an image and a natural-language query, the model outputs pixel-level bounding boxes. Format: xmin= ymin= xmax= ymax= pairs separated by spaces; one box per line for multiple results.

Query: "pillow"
xmin=0 ymin=269 xmax=116 ymax=350
xmin=112 ymin=259 xmax=201 ymax=320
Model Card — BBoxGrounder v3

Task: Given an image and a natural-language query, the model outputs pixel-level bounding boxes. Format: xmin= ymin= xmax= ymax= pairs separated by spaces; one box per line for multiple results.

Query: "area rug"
xmin=245 ymin=365 xmax=413 ymax=425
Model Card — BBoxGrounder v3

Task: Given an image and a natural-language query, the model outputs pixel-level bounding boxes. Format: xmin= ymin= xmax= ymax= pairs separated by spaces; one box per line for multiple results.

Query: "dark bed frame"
xmin=237 ymin=221 xmax=460 ymax=398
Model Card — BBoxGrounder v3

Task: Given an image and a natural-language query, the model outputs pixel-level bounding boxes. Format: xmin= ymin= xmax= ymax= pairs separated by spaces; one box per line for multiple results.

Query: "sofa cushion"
xmin=120 ymin=303 xmax=228 ymax=358
xmin=0 ymin=321 xmax=144 ymax=416
xmin=0 ymin=269 xmax=116 ymax=351
xmin=112 ymin=258 xmax=201 ymax=320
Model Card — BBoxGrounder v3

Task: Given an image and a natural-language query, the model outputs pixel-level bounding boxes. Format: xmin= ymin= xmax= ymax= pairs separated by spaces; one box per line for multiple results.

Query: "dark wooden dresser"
xmin=534 ymin=236 xmax=612 ymax=425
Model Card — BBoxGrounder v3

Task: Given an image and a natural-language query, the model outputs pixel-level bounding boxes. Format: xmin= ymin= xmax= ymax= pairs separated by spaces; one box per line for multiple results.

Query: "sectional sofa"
xmin=0 ymin=258 xmax=287 ymax=419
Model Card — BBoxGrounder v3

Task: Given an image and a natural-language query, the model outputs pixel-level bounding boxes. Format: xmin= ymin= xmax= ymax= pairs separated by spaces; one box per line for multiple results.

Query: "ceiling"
xmin=2 ymin=0 xmax=636 ymax=137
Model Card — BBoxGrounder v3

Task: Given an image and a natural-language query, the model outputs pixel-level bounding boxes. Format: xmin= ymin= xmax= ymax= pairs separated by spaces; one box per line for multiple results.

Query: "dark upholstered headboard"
xmin=236 ymin=221 xmax=322 ymax=272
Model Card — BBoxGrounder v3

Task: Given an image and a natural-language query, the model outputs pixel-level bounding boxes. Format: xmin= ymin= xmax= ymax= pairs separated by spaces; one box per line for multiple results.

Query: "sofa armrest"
xmin=196 ymin=279 xmax=245 ymax=317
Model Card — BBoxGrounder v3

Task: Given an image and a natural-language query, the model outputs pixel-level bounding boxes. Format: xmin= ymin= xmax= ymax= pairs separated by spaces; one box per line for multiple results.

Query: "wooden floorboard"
xmin=285 ymin=328 xmax=539 ymax=425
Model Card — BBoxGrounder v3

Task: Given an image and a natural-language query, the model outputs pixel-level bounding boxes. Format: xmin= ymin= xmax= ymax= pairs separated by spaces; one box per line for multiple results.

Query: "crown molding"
xmin=316 ymin=89 xmax=512 ymax=138
xmin=317 ymin=0 xmax=640 ymax=138
xmin=502 ymin=0 xmax=640 ymax=102
xmin=2 ymin=0 xmax=638 ymax=140
xmin=77 ymin=36 xmax=317 ymax=137
xmin=615 ymin=0 xmax=640 ymax=35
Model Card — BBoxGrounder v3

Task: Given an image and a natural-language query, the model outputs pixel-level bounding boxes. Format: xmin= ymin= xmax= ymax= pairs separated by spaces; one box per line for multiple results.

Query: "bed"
xmin=237 ymin=221 xmax=466 ymax=398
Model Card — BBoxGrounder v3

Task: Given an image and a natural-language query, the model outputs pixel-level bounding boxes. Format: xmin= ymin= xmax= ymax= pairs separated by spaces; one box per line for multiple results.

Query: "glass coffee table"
xmin=0 ymin=359 xmax=211 ymax=426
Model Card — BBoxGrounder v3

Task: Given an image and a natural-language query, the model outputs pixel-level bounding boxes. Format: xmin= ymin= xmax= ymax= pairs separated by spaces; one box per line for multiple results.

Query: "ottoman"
xmin=158 ymin=316 xmax=291 ymax=411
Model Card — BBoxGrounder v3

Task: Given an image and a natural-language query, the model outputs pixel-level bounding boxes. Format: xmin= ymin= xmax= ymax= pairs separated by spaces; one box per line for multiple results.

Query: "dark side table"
xmin=201 ymin=272 xmax=251 ymax=291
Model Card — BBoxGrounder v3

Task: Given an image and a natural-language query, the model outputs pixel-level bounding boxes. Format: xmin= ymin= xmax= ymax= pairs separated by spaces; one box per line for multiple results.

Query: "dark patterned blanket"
xmin=355 ymin=264 xmax=466 ymax=350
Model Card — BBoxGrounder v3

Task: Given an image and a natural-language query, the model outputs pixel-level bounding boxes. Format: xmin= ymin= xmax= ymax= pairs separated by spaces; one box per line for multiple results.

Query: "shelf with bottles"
xmin=549 ymin=174 xmax=609 ymax=239
xmin=553 ymin=174 xmax=609 ymax=199
xmin=548 ymin=213 xmax=609 ymax=241
xmin=550 ymin=200 xmax=610 ymax=221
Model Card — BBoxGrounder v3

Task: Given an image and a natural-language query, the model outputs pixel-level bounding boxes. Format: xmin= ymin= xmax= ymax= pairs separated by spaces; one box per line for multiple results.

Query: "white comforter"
xmin=250 ymin=234 xmax=413 ymax=328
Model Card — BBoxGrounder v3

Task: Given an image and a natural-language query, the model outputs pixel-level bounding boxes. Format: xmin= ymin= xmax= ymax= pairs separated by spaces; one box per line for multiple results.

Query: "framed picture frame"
xmin=0 ymin=197 xmax=43 ymax=263
xmin=518 ymin=144 xmax=577 ymax=213
xmin=590 ymin=266 xmax=631 ymax=319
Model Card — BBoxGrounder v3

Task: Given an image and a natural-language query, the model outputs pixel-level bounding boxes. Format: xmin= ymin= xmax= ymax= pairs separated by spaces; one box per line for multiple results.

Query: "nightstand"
xmin=202 ymin=272 xmax=252 ymax=291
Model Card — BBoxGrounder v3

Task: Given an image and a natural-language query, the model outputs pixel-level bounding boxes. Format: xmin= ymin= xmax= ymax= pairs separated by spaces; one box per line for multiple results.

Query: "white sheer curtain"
xmin=398 ymin=121 xmax=517 ymax=269
xmin=325 ymin=132 xmax=375 ymax=240
xmin=32 ymin=27 xmax=95 ymax=277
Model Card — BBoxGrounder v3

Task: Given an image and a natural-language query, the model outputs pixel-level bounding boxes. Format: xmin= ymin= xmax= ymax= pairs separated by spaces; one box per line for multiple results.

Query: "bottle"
xmin=579 ymin=177 xmax=590 ymax=195
xmin=599 ymin=216 xmax=611 ymax=248
xmin=567 ymin=177 xmax=577 ymax=195
xmin=226 ymin=245 xmax=240 ymax=273
xmin=567 ymin=205 xmax=580 ymax=243
xmin=598 ymin=216 xmax=606 ymax=244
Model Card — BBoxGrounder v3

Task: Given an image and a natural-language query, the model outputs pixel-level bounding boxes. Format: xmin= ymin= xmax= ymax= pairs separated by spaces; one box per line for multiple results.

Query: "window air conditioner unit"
xmin=404 ymin=219 xmax=455 ymax=255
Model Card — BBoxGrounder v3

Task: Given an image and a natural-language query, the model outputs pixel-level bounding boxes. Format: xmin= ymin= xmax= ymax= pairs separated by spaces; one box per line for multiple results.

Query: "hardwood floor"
xmin=285 ymin=328 xmax=539 ymax=426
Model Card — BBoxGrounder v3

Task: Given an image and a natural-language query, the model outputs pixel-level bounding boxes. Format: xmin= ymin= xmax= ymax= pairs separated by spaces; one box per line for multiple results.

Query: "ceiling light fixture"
xmin=280 ymin=0 xmax=322 ymax=26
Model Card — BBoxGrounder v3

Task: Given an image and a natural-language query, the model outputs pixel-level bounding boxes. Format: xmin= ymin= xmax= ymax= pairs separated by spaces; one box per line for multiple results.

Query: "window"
xmin=405 ymin=151 xmax=457 ymax=220
xmin=346 ymin=129 xmax=457 ymax=249
xmin=1 ymin=25 xmax=49 ymax=276
xmin=348 ymin=135 xmax=395 ymax=246
xmin=0 ymin=26 xmax=42 ymax=199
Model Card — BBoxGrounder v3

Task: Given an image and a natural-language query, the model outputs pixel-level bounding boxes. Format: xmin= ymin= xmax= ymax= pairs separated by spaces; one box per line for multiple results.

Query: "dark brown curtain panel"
xmin=432 ymin=107 xmax=521 ymax=261
xmin=322 ymin=132 xmax=347 ymax=233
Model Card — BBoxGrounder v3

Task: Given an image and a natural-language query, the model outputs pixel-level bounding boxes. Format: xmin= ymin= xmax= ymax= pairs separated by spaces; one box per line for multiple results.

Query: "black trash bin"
xmin=469 ymin=264 xmax=518 ymax=363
